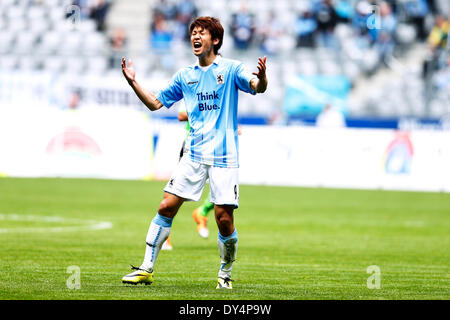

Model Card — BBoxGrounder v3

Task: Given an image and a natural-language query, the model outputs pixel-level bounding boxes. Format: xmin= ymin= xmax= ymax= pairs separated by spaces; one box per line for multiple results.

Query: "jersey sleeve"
xmin=156 ymin=71 xmax=184 ymax=108
xmin=234 ymin=62 xmax=257 ymax=95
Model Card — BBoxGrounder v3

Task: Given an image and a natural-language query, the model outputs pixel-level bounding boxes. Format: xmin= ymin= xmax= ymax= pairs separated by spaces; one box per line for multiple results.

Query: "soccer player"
xmin=121 ymin=16 xmax=267 ymax=289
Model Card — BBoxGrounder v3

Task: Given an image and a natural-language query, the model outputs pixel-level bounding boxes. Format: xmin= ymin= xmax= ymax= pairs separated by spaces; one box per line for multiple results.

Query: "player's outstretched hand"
xmin=122 ymin=57 xmax=135 ymax=84
xmin=252 ymin=56 xmax=267 ymax=80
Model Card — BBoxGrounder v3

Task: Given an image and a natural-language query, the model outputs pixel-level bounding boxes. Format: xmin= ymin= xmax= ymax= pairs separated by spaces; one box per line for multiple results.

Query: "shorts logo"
xmin=169 ymin=179 xmax=174 ymax=186
xmin=216 ymin=74 xmax=224 ymax=85
xmin=188 ymin=81 xmax=198 ymax=85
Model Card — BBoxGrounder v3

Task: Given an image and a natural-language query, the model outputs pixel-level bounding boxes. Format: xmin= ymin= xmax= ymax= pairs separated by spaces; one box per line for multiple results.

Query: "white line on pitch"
xmin=0 ymin=213 xmax=113 ymax=233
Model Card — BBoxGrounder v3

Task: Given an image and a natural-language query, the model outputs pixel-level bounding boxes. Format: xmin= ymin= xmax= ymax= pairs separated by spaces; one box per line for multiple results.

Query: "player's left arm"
xmin=250 ymin=56 xmax=268 ymax=93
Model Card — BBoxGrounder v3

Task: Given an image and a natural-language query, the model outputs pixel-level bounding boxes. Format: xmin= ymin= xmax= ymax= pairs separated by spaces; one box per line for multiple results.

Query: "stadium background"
xmin=0 ymin=0 xmax=449 ymax=300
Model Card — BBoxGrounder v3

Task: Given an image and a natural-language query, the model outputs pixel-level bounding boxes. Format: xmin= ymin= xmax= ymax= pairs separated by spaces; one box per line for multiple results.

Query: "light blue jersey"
xmin=157 ymin=56 xmax=256 ymax=168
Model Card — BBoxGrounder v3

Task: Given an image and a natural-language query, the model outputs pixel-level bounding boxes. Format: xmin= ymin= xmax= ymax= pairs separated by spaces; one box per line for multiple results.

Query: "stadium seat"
xmin=6 ymin=5 xmax=25 ymax=21
xmin=27 ymin=5 xmax=46 ymax=21
xmin=342 ymin=62 xmax=361 ymax=80
xmin=86 ymin=56 xmax=109 ymax=75
xmin=14 ymin=32 xmax=38 ymax=54
xmin=42 ymin=56 xmax=66 ymax=73
xmin=319 ymin=60 xmax=341 ymax=75
xmin=0 ymin=32 xmax=14 ymax=54
xmin=83 ymin=32 xmax=107 ymax=55
xmin=29 ymin=18 xmax=51 ymax=34
xmin=48 ymin=6 xmax=65 ymax=24
xmin=7 ymin=18 xmax=27 ymax=33
xmin=132 ymin=57 xmax=151 ymax=76
xmin=395 ymin=24 xmax=417 ymax=45
xmin=0 ymin=55 xmax=18 ymax=70
xmin=38 ymin=31 xmax=62 ymax=54
xmin=58 ymin=31 xmax=84 ymax=55
xmin=45 ymin=0 xmax=63 ymax=8
xmin=77 ymin=20 xmax=97 ymax=34
xmin=1 ymin=0 xmax=16 ymax=7
xmin=65 ymin=56 xmax=87 ymax=74
xmin=17 ymin=55 xmax=41 ymax=71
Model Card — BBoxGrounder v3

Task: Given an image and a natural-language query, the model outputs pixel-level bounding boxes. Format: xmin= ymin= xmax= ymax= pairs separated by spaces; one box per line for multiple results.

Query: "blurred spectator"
xmin=427 ymin=15 xmax=449 ymax=52
xmin=62 ymin=91 xmax=81 ymax=111
xmin=433 ymin=55 xmax=450 ymax=91
xmin=334 ymin=0 xmax=354 ymax=23
xmin=374 ymin=2 xmax=398 ymax=64
xmin=153 ymin=0 xmax=177 ymax=20
xmin=316 ymin=104 xmax=346 ymax=128
xmin=404 ymin=0 xmax=429 ymax=41
xmin=70 ymin=0 xmax=91 ymax=19
xmin=150 ymin=12 xmax=173 ymax=51
xmin=425 ymin=0 xmax=438 ymax=15
xmin=314 ymin=0 xmax=339 ymax=48
xmin=258 ymin=11 xmax=284 ymax=55
xmin=423 ymin=15 xmax=449 ymax=80
xmin=230 ymin=2 xmax=256 ymax=50
xmin=109 ymin=28 xmax=127 ymax=69
xmin=294 ymin=4 xmax=317 ymax=48
xmin=173 ymin=0 xmax=198 ymax=43
xmin=351 ymin=0 xmax=379 ymax=51
xmin=89 ymin=0 xmax=111 ymax=32
xmin=352 ymin=0 xmax=372 ymax=39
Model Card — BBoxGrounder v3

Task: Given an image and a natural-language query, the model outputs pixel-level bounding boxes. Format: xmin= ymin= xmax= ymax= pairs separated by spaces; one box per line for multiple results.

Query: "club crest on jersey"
xmin=216 ymin=74 xmax=224 ymax=84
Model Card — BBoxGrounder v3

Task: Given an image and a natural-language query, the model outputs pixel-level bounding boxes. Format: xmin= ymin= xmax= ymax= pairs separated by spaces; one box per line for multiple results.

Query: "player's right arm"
xmin=122 ymin=57 xmax=163 ymax=111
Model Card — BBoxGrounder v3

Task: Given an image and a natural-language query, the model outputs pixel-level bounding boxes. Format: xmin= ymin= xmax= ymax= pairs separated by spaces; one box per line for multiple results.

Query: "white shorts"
xmin=164 ymin=155 xmax=239 ymax=208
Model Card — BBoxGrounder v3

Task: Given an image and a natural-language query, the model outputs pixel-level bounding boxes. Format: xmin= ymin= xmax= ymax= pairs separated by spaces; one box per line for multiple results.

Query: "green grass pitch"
xmin=0 ymin=177 xmax=448 ymax=300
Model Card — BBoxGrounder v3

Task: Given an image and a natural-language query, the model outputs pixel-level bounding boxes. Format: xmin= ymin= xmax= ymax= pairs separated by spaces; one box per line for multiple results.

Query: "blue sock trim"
xmin=153 ymin=213 xmax=173 ymax=227
xmin=218 ymin=229 xmax=238 ymax=244
xmin=151 ymin=226 xmax=162 ymax=262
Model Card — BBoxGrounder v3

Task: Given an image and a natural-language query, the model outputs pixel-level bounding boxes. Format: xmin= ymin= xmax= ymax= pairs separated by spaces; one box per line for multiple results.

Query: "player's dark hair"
xmin=189 ymin=16 xmax=224 ymax=55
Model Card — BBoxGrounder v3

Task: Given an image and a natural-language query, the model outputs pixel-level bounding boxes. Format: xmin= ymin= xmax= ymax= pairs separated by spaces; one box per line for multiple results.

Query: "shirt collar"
xmin=194 ymin=55 xmax=221 ymax=69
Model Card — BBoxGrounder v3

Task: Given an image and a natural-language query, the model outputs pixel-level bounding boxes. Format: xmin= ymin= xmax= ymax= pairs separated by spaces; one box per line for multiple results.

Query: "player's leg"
xmin=215 ymin=204 xmax=238 ymax=289
xmin=122 ymin=193 xmax=184 ymax=285
xmin=209 ymin=166 xmax=239 ymax=289
xmin=162 ymin=140 xmax=187 ymax=250
xmin=192 ymin=197 xmax=214 ymax=238
xmin=123 ymin=156 xmax=207 ymax=285
xmin=140 ymin=192 xmax=183 ymax=266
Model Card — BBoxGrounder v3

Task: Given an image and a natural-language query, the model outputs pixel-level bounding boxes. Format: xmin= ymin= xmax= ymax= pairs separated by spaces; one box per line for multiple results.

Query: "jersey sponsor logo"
xmin=197 ymin=91 xmax=220 ymax=111
xmin=199 ymin=102 xmax=220 ymax=111
xmin=188 ymin=80 xmax=198 ymax=85
xmin=197 ymin=91 xmax=219 ymax=100
xmin=216 ymin=74 xmax=224 ymax=84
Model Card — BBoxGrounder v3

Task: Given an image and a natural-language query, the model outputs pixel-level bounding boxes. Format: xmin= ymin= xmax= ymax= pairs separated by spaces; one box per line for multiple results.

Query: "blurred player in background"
xmin=121 ymin=16 xmax=267 ymax=289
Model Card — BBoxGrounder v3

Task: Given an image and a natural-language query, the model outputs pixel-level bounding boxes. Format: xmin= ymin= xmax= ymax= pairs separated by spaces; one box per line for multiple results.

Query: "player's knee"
xmin=158 ymin=198 xmax=177 ymax=217
xmin=215 ymin=207 xmax=234 ymax=229
xmin=217 ymin=217 xmax=233 ymax=230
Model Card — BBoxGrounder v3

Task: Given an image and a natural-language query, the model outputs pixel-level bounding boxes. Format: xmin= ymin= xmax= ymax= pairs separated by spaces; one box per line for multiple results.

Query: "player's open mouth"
xmin=193 ymin=42 xmax=202 ymax=49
